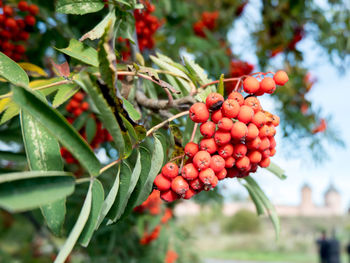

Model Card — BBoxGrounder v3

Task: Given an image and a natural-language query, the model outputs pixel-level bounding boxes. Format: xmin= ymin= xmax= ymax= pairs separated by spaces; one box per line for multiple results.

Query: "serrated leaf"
xmin=79 ymin=179 xmax=104 ymax=246
xmin=52 ymin=85 xmax=79 ymax=108
xmin=54 ymin=180 xmax=93 ymax=263
xmin=12 ymin=85 xmax=100 ymax=176
xmin=80 ymin=11 xmax=116 ymax=41
xmin=56 ymin=0 xmax=104 ymax=15
xmin=56 ymin=39 xmax=99 ymax=67
xmin=0 ymin=51 xmax=29 ymax=87
xmin=122 ymin=97 xmax=141 ymax=121
xmin=18 ymin=62 xmax=48 ymax=77
xmin=266 ymin=162 xmax=287 ymax=180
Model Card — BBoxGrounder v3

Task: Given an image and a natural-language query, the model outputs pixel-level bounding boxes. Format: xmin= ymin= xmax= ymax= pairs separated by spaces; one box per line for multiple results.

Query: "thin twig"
xmin=234 ymin=78 xmax=241 ymax=92
xmin=190 ymin=123 xmax=198 ymax=142
xmin=169 ymin=154 xmax=185 ymax=163
xmin=199 ymin=77 xmax=241 ymax=90
xmin=99 ymin=158 xmax=122 ymax=175
xmin=146 ymin=111 xmax=189 ymax=137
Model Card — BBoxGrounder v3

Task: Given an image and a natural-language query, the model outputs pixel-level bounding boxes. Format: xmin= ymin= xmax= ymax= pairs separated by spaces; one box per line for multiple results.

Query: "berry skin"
xmin=210 ymin=155 xmax=225 ymax=173
xmin=160 ymin=190 xmax=179 ymax=202
xmin=259 ymin=157 xmax=271 ymax=168
xmin=193 ymin=151 xmax=211 ymax=170
xmin=269 ymin=137 xmax=276 ymax=148
xmin=244 ymin=97 xmax=261 ymax=112
xmin=189 ymin=178 xmax=204 ymax=190
xmin=237 ymin=105 xmax=254 ymax=124
xmin=18 ymin=1 xmax=29 ymax=11
xmin=25 ymin=15 xmax=36 ymax=26
xmin=171 ymin=176 xmax=189 ymax=196
xmin=233 ymin=144 xmax=247 ymax=158
xmin=259 ymin=125 xmax=271 ymax=138
xmin=184 ymin=188 xmax=196 ymax=200
xmin=243 ymin=76 xmax=260 ymax=94
xmin=189 ymin=102 xmax=210 ymax=123
xmin=236 ymin=156 xmax=250 ymax=170
xmin=259 ymin=137 xmax=271 ymax=151
xmin=273 ymin=70 xmax=289 ymax=86
xmin=154 ymin=174 xmax=171 ymax=191
xmin=218 ymin=117 xmax=234 ymax=131
xmin=5 ymin=18 xmax=17 ymax=29
xmin=28 ymin=4 xmax=39 ymax=16
xmin=211 ymin=110 xmax=223 ymax=123
xmin=218 ymin=144 xmax=234 ymax=159
xmin=200 ymin=138 xmax=217 ymax=154
xmin=206 ymin=92 xmax=224 ymax=111
xmin=246 ymin=123 xmax=259 ymax=141
xmin=214 ymin=130 xmax=231 ymax=146
xmin=184 ymin=142 xmax=199 ymax=158
xmin=228 ymin=92 xmax=244 ymax=106
xmin=199 ymin=168 xmax=216 ymax=185
xmin=259 ymin=77 xmax=276 ymax=94
xmin=3 ymin=6 xmax=13 ymax=17
xmin=200 ymin=121 xmax=216 ymax=137
xmin=268 ymin=125 xmax=276 ymax=137
xmin=225 ymin=156 xmax=235 ymax=168
xmin=231 ymin=121 xmax=248 ymax=141
xmin=182 ymin=163 xmax=199 ymax=180
xmin=216 ymin=168 xmax=227 ymax=180
xmin=73 ymin=92 xmax=84 ymax=102
xmin=248 ymin=150 xmax=262 ymax=163
xmin=272 ymin=115 xmax=280 ymax=127
xmin=261 ymin=149 xmax=271 ymax=158
xmin=252 ymin=111 xmax=266 ymax=128
xmin=73 ymin=108 xmax=83 ymax=117
xmin=246 ymin=136 xmax=261 ymax=149
xmin=222 ymin=99 xmax=240 ymax=118
xmin=81 ymin=102 xmax=89 ymax=111
xmin=161 ymin=162 xmax=179 ymax=178
xmin=270 ymin=148 xmax=276 ymax=156
xmin=210 ymin=175 xmax=218 ymax=188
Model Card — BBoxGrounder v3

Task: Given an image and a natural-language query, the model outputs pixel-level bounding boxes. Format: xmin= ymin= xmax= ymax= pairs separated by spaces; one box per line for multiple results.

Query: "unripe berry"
xmin=28 ymin=4 xmax=39 ymax=16
xmin=211 ymin=110 xmax=223 ymax=123
xmin=161 ymin=162 xmax=179 ymax=178
xmin=246 ymin=136 xmax=261 ymax=149
xmin=259 ymin=77 xmax=276 ymax=94
xmin=200 ymin=138 xmax=217 ymax=154
xmin=246 ymin=123 xmax=259 ymax=141
xmin=25 ymin=15 xmax=36 ymax=27
xmin=171 ymin=176 xmax=189 ymax=195
xmin=206 ymin=92 xmax=224 ymax=111
xmin=243 ymin=76 xmax=260 ymax=94
xmin=273 ymin=70 xmax=289 ymax=86
xmin=210 ymin=155 xmax=225 ymax=173
xmin=184 ymin=188 xmax=196 ymax=200
xmin=189 ymin=102 xmax=210 ymax=123
xmin=237 ymin=105 xmax=254 ymax=124
xmin=214 ymin=130 xmax=231 ymax=146
xmin=193 ymin=151 xmax=211 ymax=170
xmin=228 ymin=92 xmax=244 ymax=106
xmin=199 ymin=168 xmax=216 ymax=185
xmin=200 ymin=121 xmax=216 ymax=137
xmin=18 ymin=1 xmax=29 ymax=11
xmin=217 ymin=117 xmax=234 ymax=131
xmin=227 ymin=168 xmax=240 ymax=178
xmin=259 ymin=137 xmax=270 ymax=151
xmin=236 ymin=156 xmax=250 ymax=170
xmin=190 ymin=178 xmax=203 ymax=190
xmin=259 ymin=157 xmax=271 ymax=168
xmin=182 ymin=163 xmax=199 ymax=180
xmin=252 ymin=111 xmax=266 ymax=128
xmin=233 ymin=144 xmax=247 ymax=158
xmin=222 ymin=99 xmax=240 ymax=118
xmin=244 ymin=97 xmax=261 ymax=113
xmin=216 ymin=168 xmax=227 ymax=180
xmin=160 ymin=190 xmax=179 ymax=202
xmin=225 ymin=156 xmax=235 ymax=168
xmin=154 ymin=173 xmax=171 ymax=191
xmin=218 ymin=144 xmax=234 ymax=159
xmin=184 ymin=142 xmax=199 ymax=158
xmin=247 ymin=150 xmax=262 ymax=163
xmin=231 ymin=121 xmax=248 ymax=141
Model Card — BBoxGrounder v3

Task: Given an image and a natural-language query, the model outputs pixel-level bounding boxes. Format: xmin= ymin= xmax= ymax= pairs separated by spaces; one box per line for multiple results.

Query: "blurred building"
xmin=174 ymin=183 xmax=343 ymax=217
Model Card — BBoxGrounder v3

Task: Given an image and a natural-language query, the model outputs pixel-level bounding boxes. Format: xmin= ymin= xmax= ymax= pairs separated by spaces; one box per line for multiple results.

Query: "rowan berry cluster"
xmin=193 ymin=11 xmax=218 ymax=37
xmin=0 ymin=1 xmax=39 ymax=61
xmin=226 ymin=60 xmax=254 ymax=94
xmin=154 ymin=71 xmax=289 ymax=202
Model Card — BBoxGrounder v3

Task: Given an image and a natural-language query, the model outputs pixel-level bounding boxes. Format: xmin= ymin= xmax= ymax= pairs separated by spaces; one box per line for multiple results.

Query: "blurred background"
xmin=0 ymin=0 xmax=349 ymax=262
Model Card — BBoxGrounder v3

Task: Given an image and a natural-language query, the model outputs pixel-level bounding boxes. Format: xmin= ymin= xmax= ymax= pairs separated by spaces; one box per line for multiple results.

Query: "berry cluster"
xmin=226 ymin=60 xmax=254 ymax=94
xmin=154 ymin=71 xmax=289 ymax=202
xmin=193 ymin=11 xmax=218 ymax=38
xmin=0 ymin=1 xmax=39 ymax=61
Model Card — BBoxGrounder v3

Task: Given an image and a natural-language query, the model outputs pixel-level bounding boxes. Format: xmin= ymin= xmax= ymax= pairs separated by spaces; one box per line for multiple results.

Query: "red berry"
xmin=184 ymin=142 xmax=199 ymax=158
xmin=247 ymin=137 xmax=261 ymax=149
xmin=182 ymin=163 xmax=199 ymax=180
xmin=259 ymin=157 xmax=270 ymax=168
xmin=154 ymin=173 xmax=171 ymax=191
xmin=248 ymin=151 xmax=262 ymax=163
xmin=218 ymin=144 xmax=234 ymax=159
xmin=243 ymin=76 xmax=260 ymax=94
xmin=73 ymin=92 xmax=84 ymax=102
xmin=28 ymin=4 xmax=39 ymax=16
xmin=272 ymin=115 xmax=280 ymax=127
xmin=171 ymin=176 xmax=189 ymax=196
xmin=228 ymin=92 xmax=244 ymax=106
xmin=160 ymin=190 xmax=179 ymax=202
xmin=161 ymin=162 xmax=179 ymax=178
xmin=18 ymin=1 xmax=29 ymax=11
xmin=184 ymin=188 xmax=196 ymax=199
xmin=261 ymin=149 xmax=271 ymax=158
xmin=210 ymin=155 xmax=225 ymax=173
xmin=206 ymin=92 xmax=224 ymax=111
xmin=259 ymin=77 xmax=276 ymax=94
xmin=222 ymin=99 xmax=240 ymax=118
xmin=210 ymin=175 xmax=218 ymax=188
xmin=217 ymin=117 xmax=233 ymax=131
xmin=231 ymin=121 xmax=248 ymax=141
xmin=200 ymin=121 xmax=216 ymax=137
xmin=259 ymin=125 xmax=271 ymax=138
xmin=252 ymin=111 xmax=266 ymax=128
xmin=214 ymin=130 xmax=231 ymax=146
xmin=73 ymin=108 xmax=82 ymax=117
xmin=233 ymin=144 xmax=247 ymax=158
xmin=25 ymin=15 xmax=36 ymax=26
xmin=237 ymin=105 xmax=254 ymax=124
xmin=15 ymin=45 xmax=25 ymax=54
xmin=5 ymin=18 xmax=16 ymax=29
xmin=189 ymin=102 xmax=210 ymax=123
xmin=216 ymin=168 xmax=227 ymax=180
xmin=199 ymin=168 xmax=215 ymax=185
xmin=270 ymin=148 xmax=276 ymax=156
xmin=246 ymin=123 xmax=259 ymax=141
xmin=200 ymin=138 xmax=217 ymax=154
xmin=3 ymin=6 xmax=13 ymax=17
xmin=244 ymin=97 xmax=261 ymax=112
xmin=211 ymin=110 xmax=223 ymax=123
xmin=273 ymin=70 xmax=289 ymax=86
xmin=236 ymin=156 xmax=250 ymax=170
xmin=193 ymin=151 xmax=211 ymax=170
xmin=18 ymin=31 xmax=30 ymax=41
xmin=224 ymin=156 xmax=235 ymax=168
xmin=259 ymin=137 xmax=270 ymax=151
xmin=81 ymin=102 xmax=89 ymax=111
xmin=269 ymin=137 xmax=276 ymax=148
xmin=189 ymin=178 xmax=203 ymax=190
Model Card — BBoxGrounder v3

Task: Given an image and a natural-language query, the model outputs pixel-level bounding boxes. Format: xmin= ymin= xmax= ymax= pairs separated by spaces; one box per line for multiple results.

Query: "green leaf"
xmin=56 ymin=0 xmax=104 ymax=15
xmin=195 ymin=85 xmax=216 ymax=102
xmin=52 ymin=85 xmax=79 ymax=108
xmin=85 ymin=117 xmax=97 ymax=144
xmin=266 ymin=162 xmax=287 ymax=180
xmin=80 ymin=10 xmax=116 ymax=41
xmin=242 ymin=183 xmax=265 ymax=216
xmin=41 ymin=200 xmax=66 ymax=236
xmin=0 ymin=173 xmax=75 ymax=212
xmin=0 ymin=102 xmax=20 ymax=124
xmin=183 ymin=56 xmax=213 ymax=87
xmin=54 ymin=180 xmax=93 ymax=263
xmin=0 ymin=151 xmax=26 ymax=163
xmin=56 ymin=39 xmax=99 ymax=67
xmin=217 ymin=74 xmax=224 ymax=96
xmin=121 ymin=97 xmax=141 ymax=121
xmin=12 ymin=85 xmax=100 ymax=176
xmin=0 ymin=51 xmax=29 ymax=87
xmin=79 ymin=179 xmax=104 ymax=247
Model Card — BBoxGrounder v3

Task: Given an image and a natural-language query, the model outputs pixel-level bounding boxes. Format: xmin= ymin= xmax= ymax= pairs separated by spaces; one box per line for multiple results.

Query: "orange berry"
xmin=237 ymin=105 xmax=254 ymax=124
xmin=243 ymin=76 xmax=260 ymax=94
xmin=214 ymin=130 xmax=231 ymax=146
xmin=244 ymin=96 xmax=261 ymax=112
xmin=236 ymin=156 xmax=250 ymax=170
xmin=184 ymin=142 xmax=199 ymax=158
xmin=206 ymin=92 xmax=224 ymax=111
xmin=160 ymin=190 xmax=179 ymax=202
xmin=259 ymin=157 xmax=271 ymax=168
xmin=28 ymin=4 xmax=39 ymax=16
xmin=184 ymin=188 xmax=196 ymax=199
xmin=193 ymin=151 xmax=211 ymax=170
xmin=199 ymin=168 xmax=216 ymax=185
xmin=189 ymin=178 xmax=204 ymax=190
xmin=259 ymin=77 xmax=276 ymax=94
xmin=218 ymin=144 xmax=234 ymax=159
xmin=222 ymin=99 xmax=240 ymax=118
xmin=210 ymin=155 xmax=225 ymax=173
xmin=217 ymin=117 xmax=234 ymax=131
xmin=200 ymin=121 xmax=216 ymax=137
xmin=233 ymin=143 xmax=247 ymax=158
xmin=228 ymin=91 xmax=244 ymax=105
xmin=171 ymin=176 xmax=189 ymax=196
xmin=182 ymin=163 xmax=199 ymax=180
xmin=216 ymin=168 xmax=227 ymax=180
xmin=189 ymin=102 xmax=210 ymax=123
xmin=154 ymin=173 xmax=171 ymax=191
xmin=18 ymin=1 xmax=29 ymax=11
xmin=273 ymin=70 xmax=289 ymax=86
xmin=161 ymin=162 xmax=179 ymax=178
xmin=211 ymin=110 xmax=223 ymax=123
xmin=225 ymin=156 xmax=235 ymax=168
xmin=246 ymin=123 xmax=259 ymax=141
xmin=248 ymin=150 xmax=262 ymax=163
xmin=200 ymin=138 xmax=217 ymax=154
xmin=272 ymin=115 xmax=280 ymax=127
xmin=252 ymin=111 xmax=266 ymax=128
xmin=231 ymin=121 xmax=248 ymax=140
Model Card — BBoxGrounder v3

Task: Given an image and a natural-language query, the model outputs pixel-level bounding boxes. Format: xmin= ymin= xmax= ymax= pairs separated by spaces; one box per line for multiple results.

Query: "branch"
xmin=199 ymin=77 xmax=241 ymax=90
xmin=146 ymin=111 xmax=189 ymax=136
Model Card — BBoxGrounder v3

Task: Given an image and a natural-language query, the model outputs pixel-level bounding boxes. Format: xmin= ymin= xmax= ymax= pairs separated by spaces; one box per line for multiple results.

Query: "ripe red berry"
xmin=248 ymin=150 xmax=262 ymax=163
xmin=200 ymin=121 xmax=216 ymax=137
xmin=259 ymin=157 xmax=271 ymax=168
xmin=246 ymin=136 xmax=261 ymax=149
xmin=206 ymin=92 xmax=224 ymax=111
xmin=3 ymin=6 xmax=13 ymax=17
xmin=214 ymin=130 xmax=231 ymax=146
xmin=252 ymin=111 xmax=266 ymax=128
xmin=73 ymin=92 xmax=84 ymax=102
xmin=18 ymin=1 xmax=29 ymax=11
xmin=184 ymin=142 xmax=199 ymax=158
xmin=231 ymin=121 xmax=248 ymax=141
xmin=190 ymin=178 xmax=204 ymax=190
xmin=154 ymin=173 xmax=171 ymax=191
xmin=211 ymin=110 xmax=223 ymax=123
xmin=189 ymin=102 xmax=210 ymax=123
xmin=217 ymin=117 xmax=233 ymax=131
xmin=25 ymin=15 xmax=36 ymax=26
xmin=210 ymin=155 xmax=225 ymax=173
xmin=160 ymin=190 xmax=179 ymax=202
xmin=182 ymin=163 xmax=199 ymax=180
xmin=73 ymin=108 xmax=82 ymax=117
xmin=261 ymin=149 xmax=271 ymax=158
xmin=272 ymin=115 xmax=280 ymax=127
xmin=218 ymin=144 xmax=234 ymax=159
xmin=193 ymin=151 xmax=211 ymax=170
xmin=259 ymin=125 xmax=271 ymax=138
xmin=171 ymin=176 xmax=189 ymax=196
xmin=244 ymin=97 xmax=261 ymax=112
xmin=5 ymin=18 xmax=17 ymax=29
xmin=216 ymin=168 xmax=227 ymax=180
xmin=236 ymin=156 xmax=250 ymax=170
xmin=18 ymin=31 xmax=30 ymax=41
xmin=243 ymin=76 xmax=260 ymax=94
xmin=222 ymin=99 xmax=240 ymax=118
xmin=184 ymin=188 xmax=196 ymax=199
xmin=210 ymin=175 xmax=218 ymax=188
xmin=259 ymin=137 xmax=270 ymax=151
xmin=161 ymin=162 xmax=179 ymax=178
xmin=237 ymin=105 xmax=254 ymax=124
xmin=224 ymin=156 xmax=235 ymax=168
xmin=259 ymin=77 xmax=276 ymax=94
xmin=233 ymin=144 xmax=247 ymax=158
xmin=246 ymin=123 xmax=259 ymax=141
xmin=273 ymin=70 xmax=289 ymax=86
xmin=269 ymin=137 xmax=276 ymax=148
xmin=15 ymin=45 xmax=26 ymax=54
xmin=228 ymin=92 xmax=244 ymax=106
xmin=199 ymin=168 xmax=216 ymax=185
xmin=270 ymin=148 xmax=276 ymax=156
xmin=200 ymin=138 xmax=217 ymax=154
xmin=28 ymin=4 xmax=39 ymax=16
xmin=81 ymin=102 xmax=89 ymax=111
